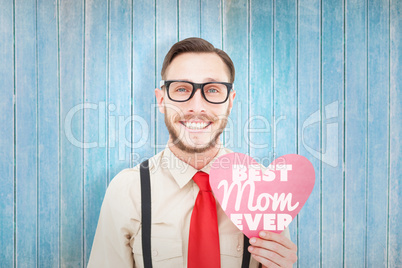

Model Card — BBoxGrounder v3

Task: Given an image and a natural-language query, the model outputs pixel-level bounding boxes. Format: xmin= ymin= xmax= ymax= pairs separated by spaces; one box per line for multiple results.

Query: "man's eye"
xmin=176 ymin=87 xmax=189 ymax=92
xmin=206 ymin=88 xmax=219 ymax=93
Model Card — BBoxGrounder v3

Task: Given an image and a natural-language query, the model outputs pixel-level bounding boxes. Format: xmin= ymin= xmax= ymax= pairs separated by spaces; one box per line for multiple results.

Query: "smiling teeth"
xmin=184 ymin=122 xmax=208 ymax=129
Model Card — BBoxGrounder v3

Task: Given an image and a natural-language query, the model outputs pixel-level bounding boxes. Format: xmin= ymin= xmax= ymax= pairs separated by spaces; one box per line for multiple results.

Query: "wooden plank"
xmin=0 ymin=0 xmax=15 ymax=266
xmin=200 ymin=0 xmax=222 ymax=48
xmin=273 ymin=0 xmax=298 ymax=157
xmin=321 ymin=0 xmax=344 ymax=266
xmin=37 ymin=0 xmax=60 ymax=267
xmin=83 ymin=0 xmax=108 ymax=264
xmin=156 ymin=0 xmax=177 ymax=153
xmin=14 ymin=0 xmax=38 ymax=266
xmin=367 ymin=0 xmax=389 ymax=266
xmin=179 ymin=0 xmax=200 ymax=39
xmin=273 ymin=0 xmax=298 ymax=252
xmin=108 ymin=0 xmax=132 ymax=178
xmin=249 ymin=0 xmax=273 ymax=166
xmin=297 ymin=0 xmax=321 ymax=266
xmin=389 ymin=0 xmax=402 ymax=266
xmin=132 ymin=0 xmax=156 ymax=166
xmin=223 ymin=0 xmax=249 ymax=155
xmin=59 ymin=0 xmax=84 ymax=266
xmin=344 ymin=0 xmax=367 ymax=266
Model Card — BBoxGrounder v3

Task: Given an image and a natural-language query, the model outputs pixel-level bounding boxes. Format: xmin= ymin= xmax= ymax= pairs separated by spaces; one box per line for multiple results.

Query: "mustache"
xmin=173 ymin=114 xmax=217 ymax=122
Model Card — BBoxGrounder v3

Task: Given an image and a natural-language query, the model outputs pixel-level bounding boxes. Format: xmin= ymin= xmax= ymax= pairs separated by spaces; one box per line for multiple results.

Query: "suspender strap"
xmin=140 ymin=159 xmax=250 ymax=267
xmin=140 ymin=160 xmax=153 ymax=268
xmin=241 ymin=234 xmax=251 ymax=268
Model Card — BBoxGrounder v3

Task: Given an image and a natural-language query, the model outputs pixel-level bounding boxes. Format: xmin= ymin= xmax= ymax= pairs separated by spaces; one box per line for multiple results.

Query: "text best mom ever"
xmin=224 ymin=163 xmax=296 ymax=232
xmin=210 ymin=153 xmax=315 ymax=238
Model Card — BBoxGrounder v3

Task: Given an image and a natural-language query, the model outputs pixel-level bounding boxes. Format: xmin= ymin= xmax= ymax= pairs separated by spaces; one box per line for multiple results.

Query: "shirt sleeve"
xmin=87 ymin=169 xmax=141 ymax=268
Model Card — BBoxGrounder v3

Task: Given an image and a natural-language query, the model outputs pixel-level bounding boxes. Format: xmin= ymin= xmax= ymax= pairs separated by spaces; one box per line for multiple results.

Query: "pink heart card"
xmin=209 ymin=153 xmax=315 ymax=238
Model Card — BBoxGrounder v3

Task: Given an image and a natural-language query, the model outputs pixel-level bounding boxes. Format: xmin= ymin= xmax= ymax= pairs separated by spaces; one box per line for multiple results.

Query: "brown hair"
xmin=161 ymin=37 xmax=235 ymax=83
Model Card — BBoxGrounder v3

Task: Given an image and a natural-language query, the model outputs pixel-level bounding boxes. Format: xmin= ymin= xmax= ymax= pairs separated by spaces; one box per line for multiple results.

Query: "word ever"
xmin=231 ymin=213 xmax=292 ymax=231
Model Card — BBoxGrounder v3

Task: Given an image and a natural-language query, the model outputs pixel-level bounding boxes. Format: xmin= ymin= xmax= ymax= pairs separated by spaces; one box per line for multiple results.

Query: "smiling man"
xmin=88 ymin=38 xmax=297 ymax=268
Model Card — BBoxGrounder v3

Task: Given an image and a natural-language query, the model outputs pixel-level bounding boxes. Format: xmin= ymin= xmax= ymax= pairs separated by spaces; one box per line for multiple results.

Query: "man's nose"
xmin=188 ymin=87 xmax=207 ymax=112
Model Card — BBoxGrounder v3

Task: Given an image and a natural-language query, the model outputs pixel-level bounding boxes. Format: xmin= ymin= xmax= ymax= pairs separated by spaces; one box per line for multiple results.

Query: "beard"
xmin=164 ymin=106 xmax=230 ymax=154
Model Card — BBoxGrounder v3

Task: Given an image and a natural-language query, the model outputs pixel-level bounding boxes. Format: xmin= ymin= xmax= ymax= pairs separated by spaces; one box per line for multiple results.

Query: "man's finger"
xmin=251 ymin=253 xmax=280 ymax=268
xmin=259 ymin=231 xmax=298 ymax=251
xmin=249 ymin=237 xmax=293 ymax=261
xmin=248 ymin=245 xmax=286 ymax=267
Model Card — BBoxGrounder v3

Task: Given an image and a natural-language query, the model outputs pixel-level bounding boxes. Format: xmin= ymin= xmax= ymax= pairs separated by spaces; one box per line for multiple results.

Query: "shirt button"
xmin=152 ymin=250 xmax=158 ymax=257
xmin=237 ymin=245 xmax=242 ymax=252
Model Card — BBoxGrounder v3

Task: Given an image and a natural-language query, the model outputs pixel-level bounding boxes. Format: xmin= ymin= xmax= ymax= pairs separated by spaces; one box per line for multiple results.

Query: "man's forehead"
xmin=169 ymin=52 xmax=223 ymax=64
xmin=164 ymin=52 xmax=231 ymax=81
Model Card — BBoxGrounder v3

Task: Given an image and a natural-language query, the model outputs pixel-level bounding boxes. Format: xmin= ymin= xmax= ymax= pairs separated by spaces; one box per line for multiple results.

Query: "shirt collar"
xmin=162 ymin=145 xmax=232 ymax=189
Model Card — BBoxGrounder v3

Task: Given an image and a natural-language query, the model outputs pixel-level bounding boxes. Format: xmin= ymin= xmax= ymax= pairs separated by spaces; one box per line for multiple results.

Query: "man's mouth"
xmin=180 ymin=121 xmax=212 ymax=130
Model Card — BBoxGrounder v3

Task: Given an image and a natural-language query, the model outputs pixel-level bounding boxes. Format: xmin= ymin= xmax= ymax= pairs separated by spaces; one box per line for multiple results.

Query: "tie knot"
xmin=192 ymin=171 xmax=211 ymax=192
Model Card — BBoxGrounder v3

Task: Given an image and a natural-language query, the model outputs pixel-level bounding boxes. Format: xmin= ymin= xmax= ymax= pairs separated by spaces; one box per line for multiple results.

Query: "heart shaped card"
xmin=209 ymin=153 xmax=315 ymax=238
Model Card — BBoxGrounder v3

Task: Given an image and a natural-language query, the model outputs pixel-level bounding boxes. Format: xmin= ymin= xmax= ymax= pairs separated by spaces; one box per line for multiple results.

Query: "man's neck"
xmin=168 ymin=140 xmax=222 ymax=170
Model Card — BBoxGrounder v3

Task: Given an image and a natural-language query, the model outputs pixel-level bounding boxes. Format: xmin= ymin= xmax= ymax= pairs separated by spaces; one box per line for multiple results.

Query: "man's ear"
xmin=228 ymin=90 xmax=236 ymax=113
xmin=155 ymin=88 xmax=165 ymax=114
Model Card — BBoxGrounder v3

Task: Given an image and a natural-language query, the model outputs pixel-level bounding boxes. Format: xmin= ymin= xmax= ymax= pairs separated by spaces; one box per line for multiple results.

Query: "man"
xmin=88 ymin=37 xmax=297 ymax=267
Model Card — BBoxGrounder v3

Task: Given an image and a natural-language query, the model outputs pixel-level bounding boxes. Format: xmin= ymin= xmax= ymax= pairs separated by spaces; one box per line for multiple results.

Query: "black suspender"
xmin=139 ymin=159 xmax=251 ymax=268
xmin=242 ymin=236 xmax=251 ymax=268
xmin=140 ymin=160 xmax=153 ymax=268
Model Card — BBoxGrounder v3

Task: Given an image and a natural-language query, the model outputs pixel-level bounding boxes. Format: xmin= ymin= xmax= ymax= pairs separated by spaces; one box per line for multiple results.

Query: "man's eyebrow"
xmin=204 ymin=78 xmax=219 ymax=82
xmin=171 ymin=78 xmax=221 ymax=83
xmin=175 ymin=78 xmax=190 ymax=81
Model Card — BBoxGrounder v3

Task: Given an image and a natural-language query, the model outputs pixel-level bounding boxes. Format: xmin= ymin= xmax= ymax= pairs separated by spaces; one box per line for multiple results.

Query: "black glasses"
xmin=160 ymin=80 xmax=233 ymax=104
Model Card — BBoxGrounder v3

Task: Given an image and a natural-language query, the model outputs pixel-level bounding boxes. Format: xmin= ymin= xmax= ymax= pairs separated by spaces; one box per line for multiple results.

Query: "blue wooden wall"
xmin=0 ymin=0 xmax=401 ymax=267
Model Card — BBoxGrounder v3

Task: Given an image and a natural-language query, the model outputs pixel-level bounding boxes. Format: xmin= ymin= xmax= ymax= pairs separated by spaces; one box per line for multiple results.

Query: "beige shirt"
xmin=88 ymin=146 xmax=290 ymax=268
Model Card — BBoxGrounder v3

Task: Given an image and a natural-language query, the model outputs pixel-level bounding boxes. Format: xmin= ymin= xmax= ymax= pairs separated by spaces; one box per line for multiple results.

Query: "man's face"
xmin=156 ymin=52 xmax=235 ymax=153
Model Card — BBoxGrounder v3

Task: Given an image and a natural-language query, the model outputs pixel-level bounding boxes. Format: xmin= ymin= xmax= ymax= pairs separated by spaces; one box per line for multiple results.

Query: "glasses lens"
xmin=203 ymin=83 xmax=228 ymax=103
xmin=168 ymin=82 xmax=194 ymax=101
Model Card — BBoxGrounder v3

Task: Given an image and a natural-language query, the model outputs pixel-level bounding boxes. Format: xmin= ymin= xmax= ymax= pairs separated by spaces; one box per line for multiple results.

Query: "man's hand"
xmin=248 ymin=231 xmax=297 ymax=268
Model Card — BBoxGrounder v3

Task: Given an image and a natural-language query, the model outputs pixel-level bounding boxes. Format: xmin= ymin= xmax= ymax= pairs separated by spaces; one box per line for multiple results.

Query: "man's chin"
xmin=172 ymin=139 xmax=218 ymax=154
xmin=179 ymin=144 xmax=211 ymax=154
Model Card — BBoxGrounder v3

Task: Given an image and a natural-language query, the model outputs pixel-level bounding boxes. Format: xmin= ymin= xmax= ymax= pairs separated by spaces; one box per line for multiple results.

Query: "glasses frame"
xmin=160 ymin=80 xmax=233 ymax=104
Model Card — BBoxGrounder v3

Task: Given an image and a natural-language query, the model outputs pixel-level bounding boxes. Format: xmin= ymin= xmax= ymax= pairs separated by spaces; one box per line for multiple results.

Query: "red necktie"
xmin=188 ymin=171 xmax=221 ymax=268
